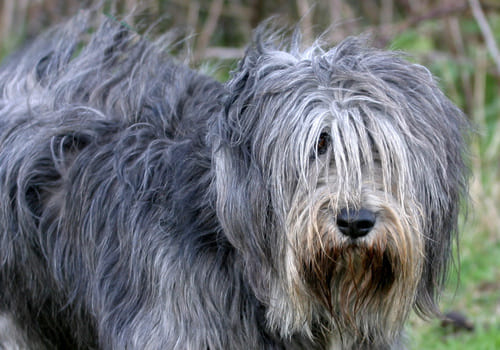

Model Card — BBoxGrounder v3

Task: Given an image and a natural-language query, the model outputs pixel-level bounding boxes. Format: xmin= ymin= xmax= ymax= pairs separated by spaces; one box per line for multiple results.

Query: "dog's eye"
xmin=316 ymin=132 xmax=331 ymax=156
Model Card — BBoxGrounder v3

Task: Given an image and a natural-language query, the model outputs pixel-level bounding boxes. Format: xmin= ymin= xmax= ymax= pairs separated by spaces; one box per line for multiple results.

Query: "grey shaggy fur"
xmin=0 ymin=11 xmax=468 ymax=350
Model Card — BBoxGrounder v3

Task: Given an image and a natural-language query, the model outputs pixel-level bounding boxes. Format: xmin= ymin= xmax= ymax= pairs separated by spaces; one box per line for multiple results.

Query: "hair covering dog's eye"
xmin=316 ymin=132 xmax=331 ymax=156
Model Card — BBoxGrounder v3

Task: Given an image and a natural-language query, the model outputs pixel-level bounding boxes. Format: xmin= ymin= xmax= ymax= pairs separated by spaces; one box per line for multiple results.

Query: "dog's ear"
xmin=215 ymin=26 xmax=299 ymax=269
xmin=222 ymin=37 xmax=269 ymax=147
xmin=222 ymin=23 xmax=292 ymax=147
xmin=214 ymin=56 xmax=271 ymax=246
xmin=415 ymin=175 xmax=468 ymax=319
xmin=413 ymin=99 xmax=470 ymax=319
xmin=213 ymin=39 xmax=279 ymax=273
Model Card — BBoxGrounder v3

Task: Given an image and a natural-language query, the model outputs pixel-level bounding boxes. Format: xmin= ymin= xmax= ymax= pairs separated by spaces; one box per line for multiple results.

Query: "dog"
xmin=0 ymin=10 xmax=469 ymax=349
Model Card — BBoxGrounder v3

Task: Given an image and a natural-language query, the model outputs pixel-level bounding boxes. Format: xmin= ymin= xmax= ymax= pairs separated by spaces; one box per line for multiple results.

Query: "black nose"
xmin=336 ymin=208 xmax=376 ymax=239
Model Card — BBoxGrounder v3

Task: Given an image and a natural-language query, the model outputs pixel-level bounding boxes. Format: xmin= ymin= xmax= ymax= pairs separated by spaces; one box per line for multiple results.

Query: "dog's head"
xmin=213 ymin=31 xmax=469 ymax=345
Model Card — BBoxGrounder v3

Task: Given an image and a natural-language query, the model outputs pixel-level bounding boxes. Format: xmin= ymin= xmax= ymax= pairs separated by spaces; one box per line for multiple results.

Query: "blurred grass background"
xmin=1 ymin=0 xmax=499 ymax=348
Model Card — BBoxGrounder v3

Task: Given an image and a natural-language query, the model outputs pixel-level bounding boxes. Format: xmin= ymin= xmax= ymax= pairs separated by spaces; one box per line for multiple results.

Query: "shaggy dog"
xmin=0 ymin=11 xmax=468 ymax=349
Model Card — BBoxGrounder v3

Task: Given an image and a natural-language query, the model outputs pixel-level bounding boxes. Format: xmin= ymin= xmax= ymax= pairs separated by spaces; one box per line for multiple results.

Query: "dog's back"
xmin=0 ymin=11 xmax=226 ymax=349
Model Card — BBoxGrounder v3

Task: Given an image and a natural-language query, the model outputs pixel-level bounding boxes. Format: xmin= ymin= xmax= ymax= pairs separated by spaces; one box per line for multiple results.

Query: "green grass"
xmin=408 ymin=220 xmax=500 ymax=349
xmin=410 ymin=322 xmax=500 ymax=350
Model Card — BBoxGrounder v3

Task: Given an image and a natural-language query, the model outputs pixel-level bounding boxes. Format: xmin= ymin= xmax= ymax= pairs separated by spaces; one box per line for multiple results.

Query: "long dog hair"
xmin=0 ymin=10 xmax=468 ymax=349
